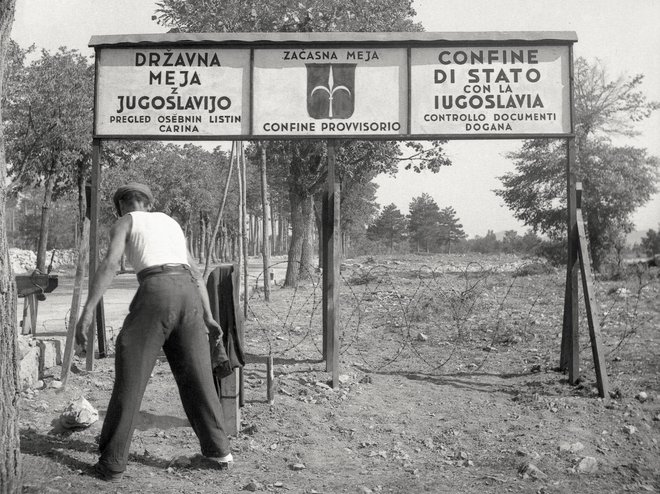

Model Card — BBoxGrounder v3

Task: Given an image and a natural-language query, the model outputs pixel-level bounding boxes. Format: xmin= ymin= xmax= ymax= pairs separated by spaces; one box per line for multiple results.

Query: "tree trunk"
xmin=240 ymin=143 xmax=249 ymax=319
xmin=277 ymin=207 xmax=284 ymax=255
xmin=1 ymin=0 xmax=22 ymax=489
xmin=259 ymin=144 xmax=271 ymax=301
xmin=35 ymin=171 xmax=55 ymax=272
xmin=284 ymin=190 xmax=304 ymax=287
xmin=270 ymin=201 xmax=277 ymax=255
xmin=314 ymin=199 xmax=323 ymax=268
xmin=299 ymin=195 xmax=314 ymax=280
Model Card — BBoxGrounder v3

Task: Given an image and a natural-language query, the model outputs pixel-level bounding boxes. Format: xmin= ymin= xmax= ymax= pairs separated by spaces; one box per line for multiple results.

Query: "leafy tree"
xmin=641 ymin=226 xmax=660 ymax=257
xmin=101 ymin=142 xmax=232 ymax=261
xmin=496 ymin=58 xmax=659 ymax=271
xmin=501 ymin=230 xmax=519 ymax=254
xmin=339 ymin=177 xmax=379 ymax=256
xmin=470 ymin=230 xmax=500 ymax=254
xmin=408 ymin=193 xmax=442 ymax=252
xmin=155 ymin=0 xmax=422 ymax=33
xmin=367 ymin=203 xmax=407 ymax=252
xmin=4 ymin=45 xmax=94 ymax=271
xmin=8 ymin=188 xmax=77 ymax=250
xmin=153 ymin=0 xmax=451 ymax=287
xmin=437 ymin=206 xmax=465 ymax=253
xmin=1 ymin=0 xmax=22 ymax=490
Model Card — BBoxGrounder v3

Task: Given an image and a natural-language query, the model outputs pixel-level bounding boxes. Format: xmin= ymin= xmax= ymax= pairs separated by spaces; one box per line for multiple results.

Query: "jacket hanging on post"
xmin=206 ymin=264 xmax=245 ymax=378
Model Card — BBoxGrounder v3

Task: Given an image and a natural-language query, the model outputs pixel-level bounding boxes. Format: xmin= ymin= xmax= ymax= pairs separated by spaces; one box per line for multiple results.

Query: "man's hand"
xmin=203 ymin=312 xmax=222 ymax=336
xmin=75 ymin=310 xmax=93 ymax=350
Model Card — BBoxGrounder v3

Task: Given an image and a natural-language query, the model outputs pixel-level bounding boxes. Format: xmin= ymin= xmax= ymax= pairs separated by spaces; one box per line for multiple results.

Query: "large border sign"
xmin=91 ymin=32 xmax=576 ymax=139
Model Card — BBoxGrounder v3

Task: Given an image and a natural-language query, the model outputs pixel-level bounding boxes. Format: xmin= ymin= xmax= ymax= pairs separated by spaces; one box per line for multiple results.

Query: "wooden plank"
xmin=219 ymin=372 xmax=241 ymax=436
xmin=27 ymin=295 xmax=38 ymax=335
xmin=61 ymin=217 xmax=90 ymax=387
xmin=89 ymin=31 xmax=578 ymax=48
xmin=559 ymin=269 xmax=571 ymax=371
xmin=562 ymin=138 xmax=579 ymax=384
xmin=87 ymin=139 xmax=101 ymax=371
xmin=21 ymin=298 xmax=31 ymax=335
xmin=575 ymin=187 xmax=609 ymax=399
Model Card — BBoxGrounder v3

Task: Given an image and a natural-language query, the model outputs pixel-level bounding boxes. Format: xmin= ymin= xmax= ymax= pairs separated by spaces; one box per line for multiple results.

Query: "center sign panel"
xmin=252 ymin=48 xmax=408 ymax=137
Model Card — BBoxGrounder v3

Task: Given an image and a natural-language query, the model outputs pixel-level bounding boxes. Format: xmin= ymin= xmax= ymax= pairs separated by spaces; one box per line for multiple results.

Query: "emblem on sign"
xmin=306 ymin=63 xmax=356 ymax=119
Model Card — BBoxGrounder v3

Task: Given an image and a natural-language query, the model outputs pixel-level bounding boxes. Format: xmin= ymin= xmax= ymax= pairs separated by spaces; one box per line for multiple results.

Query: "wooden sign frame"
xmin=79 ymin=31 xmax=607 ymax=402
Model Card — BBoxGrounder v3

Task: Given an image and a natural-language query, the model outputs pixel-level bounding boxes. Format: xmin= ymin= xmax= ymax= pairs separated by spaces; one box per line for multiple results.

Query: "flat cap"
xmin=112 ymin=182 xmax=154 ymax=213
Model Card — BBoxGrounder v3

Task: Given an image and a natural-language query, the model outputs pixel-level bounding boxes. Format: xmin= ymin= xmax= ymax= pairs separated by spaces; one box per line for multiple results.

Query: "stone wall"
xmin=18 ymin=335 xmax=65 ymax=389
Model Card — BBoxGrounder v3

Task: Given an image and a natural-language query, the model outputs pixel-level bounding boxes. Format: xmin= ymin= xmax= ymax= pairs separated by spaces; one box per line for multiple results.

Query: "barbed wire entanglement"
xmin=242 ymin=255 xmax=659 ymax=376
xmin=23 ymin=254 xmax=657 ymax=380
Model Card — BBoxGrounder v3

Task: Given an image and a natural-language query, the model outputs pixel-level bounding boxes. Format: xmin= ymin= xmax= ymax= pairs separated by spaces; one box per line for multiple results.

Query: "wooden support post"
xmin=560 ymin=137 xmax=579 ymax=383
xmin=61 ymin=217 xmax=90 ymax=387
xmin=239 ymin=367 xmax=245 ymax=408
xmin=21 ymin=294 xmax=38 ymax=335
xmin=87 ymin=138 xmax=107 ymax=370
xmin=575 ymin=183 xmax=609 ymax=399
xmin=219 ymin=372 xmax=241 ymax=436
xmin=322 ymin=141 xmax=340 ymax=387
xmin=267 ymin=354 xmax=275 ymax=405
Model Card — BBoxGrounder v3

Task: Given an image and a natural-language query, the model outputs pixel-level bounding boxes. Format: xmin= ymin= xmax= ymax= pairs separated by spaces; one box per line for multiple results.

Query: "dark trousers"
xmin=98 ymin=268 xmax=230 ymax=473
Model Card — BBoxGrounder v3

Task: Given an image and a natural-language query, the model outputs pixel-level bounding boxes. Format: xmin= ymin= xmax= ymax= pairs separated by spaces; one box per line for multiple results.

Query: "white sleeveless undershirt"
xmin=125 ymin=211 xmax=189 ymax=273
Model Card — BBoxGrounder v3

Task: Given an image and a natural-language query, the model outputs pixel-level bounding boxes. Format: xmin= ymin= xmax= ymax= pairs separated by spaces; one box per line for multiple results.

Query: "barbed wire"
xmin=241 ymin=257 xmax=658 ymax=377
xmin=18 ymin=257 xmax=657 ymax=379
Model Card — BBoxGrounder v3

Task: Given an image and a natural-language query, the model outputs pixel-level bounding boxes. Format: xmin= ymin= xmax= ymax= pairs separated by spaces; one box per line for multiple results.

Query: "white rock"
xmin=558 ymin=441 xmax=585 ymax=453
xmin=637 ymin=392 xmax=648 ymax=402
xmin=623 ymin=425 xmax=637 ymax=435
xmin=577 ymin=456 xmax=598 ymax=474
xmin=290 ymin=463 xmax=305 ymax=471
xmin=518 ymin=463 xmax=547 ymax=480
xmin=59 ymin=396 xmax=98 ymax=429
xmin=416 ymin=333 xmax=428 ymax=342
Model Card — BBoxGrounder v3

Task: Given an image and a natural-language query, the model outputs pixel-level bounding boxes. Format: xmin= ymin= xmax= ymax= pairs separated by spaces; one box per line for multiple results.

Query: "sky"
xmin=11 ymin=0 xmax=660 ymax=237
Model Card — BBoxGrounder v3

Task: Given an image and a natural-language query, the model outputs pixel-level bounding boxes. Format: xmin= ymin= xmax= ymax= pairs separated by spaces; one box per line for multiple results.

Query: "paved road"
xmin=17 ymin=257 xmax=291 ymax=339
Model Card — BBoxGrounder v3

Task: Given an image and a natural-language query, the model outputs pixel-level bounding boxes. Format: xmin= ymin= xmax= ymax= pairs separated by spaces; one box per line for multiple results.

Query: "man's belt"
xmin=137 ymin=263 xmax=190 ymax=283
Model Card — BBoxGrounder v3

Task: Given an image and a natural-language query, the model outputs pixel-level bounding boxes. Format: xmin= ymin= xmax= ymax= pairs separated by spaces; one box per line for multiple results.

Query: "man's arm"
xmin=75 ymin=215 xmax=131 ymax=347
xmin=187 ymin=251 xmax=221 ymax=333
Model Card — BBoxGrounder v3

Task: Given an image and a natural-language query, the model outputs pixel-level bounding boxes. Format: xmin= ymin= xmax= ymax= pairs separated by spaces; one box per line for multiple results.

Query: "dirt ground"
xmin=16 ymin=254 xmax=660 ymax=493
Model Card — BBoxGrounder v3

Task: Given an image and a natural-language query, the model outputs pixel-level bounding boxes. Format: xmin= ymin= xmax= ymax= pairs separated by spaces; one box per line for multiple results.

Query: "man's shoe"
xmin=93 ymin=462 xmax=124 ymax=482
xmin=207 ymin=453 xmax=234 ymax=470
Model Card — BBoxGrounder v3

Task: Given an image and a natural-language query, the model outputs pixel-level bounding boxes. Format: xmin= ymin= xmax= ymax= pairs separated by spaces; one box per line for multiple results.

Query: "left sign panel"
xmin=94 ymin=48 xmax=250 ymax=138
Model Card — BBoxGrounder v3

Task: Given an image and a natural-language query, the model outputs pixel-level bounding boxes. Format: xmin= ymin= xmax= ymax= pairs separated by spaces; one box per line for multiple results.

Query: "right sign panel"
xmin=410 ymin=45 xmax=571 ymax=136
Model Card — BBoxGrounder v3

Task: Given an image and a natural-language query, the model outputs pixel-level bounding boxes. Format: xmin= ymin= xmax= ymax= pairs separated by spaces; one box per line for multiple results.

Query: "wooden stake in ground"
xmin=60 ymin=217 xmax=90 ymax=387
xmin=267 ymin=354 xmax=275 ymax=405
